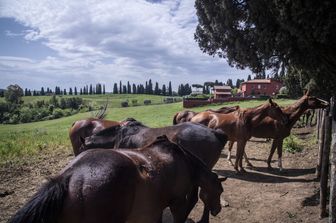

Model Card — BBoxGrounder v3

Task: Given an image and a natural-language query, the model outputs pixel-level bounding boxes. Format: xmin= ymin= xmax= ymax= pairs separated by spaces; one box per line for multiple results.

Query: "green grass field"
xmin=0 ymin=98 xmax=295 ymax=162
xmin=0 ymin=94 xmax=175 ymax=108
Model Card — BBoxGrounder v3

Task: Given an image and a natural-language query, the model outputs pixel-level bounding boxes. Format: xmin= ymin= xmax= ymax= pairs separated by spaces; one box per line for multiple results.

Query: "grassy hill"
xmin=0 ymin=99 xmax=295 ymax=162
xmin=0 ymin=94 xmax=176 ymax=108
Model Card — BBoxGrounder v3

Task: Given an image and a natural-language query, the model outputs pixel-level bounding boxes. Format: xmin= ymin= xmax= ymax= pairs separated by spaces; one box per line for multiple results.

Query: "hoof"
xmin=239 ymin=168 xmax=247 ymax=173
xmin=246 ymin=163 xmax=254 ymax=168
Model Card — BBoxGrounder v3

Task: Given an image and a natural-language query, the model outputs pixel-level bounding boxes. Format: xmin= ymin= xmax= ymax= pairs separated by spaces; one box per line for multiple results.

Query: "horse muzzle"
xmin=210 ymin=206 xmax=222 ymax=216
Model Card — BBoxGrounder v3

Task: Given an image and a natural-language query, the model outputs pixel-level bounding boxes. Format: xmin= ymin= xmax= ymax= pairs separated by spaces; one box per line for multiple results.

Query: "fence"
xmin=183 ymin=97 xmax=254 ymax=108
xmin=316 ymin=97 xmax=336 ymax=222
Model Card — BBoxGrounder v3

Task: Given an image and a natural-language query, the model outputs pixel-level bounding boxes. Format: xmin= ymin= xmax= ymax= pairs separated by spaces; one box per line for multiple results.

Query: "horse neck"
xmin=284 ymin=97 xmax=308 ymax=128
xmin=243 ymin=103 xmax=270 ymax=124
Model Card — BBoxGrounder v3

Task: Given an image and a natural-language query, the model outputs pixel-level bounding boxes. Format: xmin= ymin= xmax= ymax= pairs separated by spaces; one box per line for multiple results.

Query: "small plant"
xmin=283 ymin=135 xmax=303 ymax=153
xmin=121 ymin=101 xmax=129 ymax=107
xmin=144 ymin=99 xmax=151 ymax=105
xmin=131 ymin=99 xmax=138 ymax=106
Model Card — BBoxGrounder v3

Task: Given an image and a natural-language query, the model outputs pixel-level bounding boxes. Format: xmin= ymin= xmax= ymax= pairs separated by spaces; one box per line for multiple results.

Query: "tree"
xmin=113 ymin=83 xmax=118 ymax=94
xmin=132 ymin=84 xmax=136 ymax=94
xmin=119 ymin=81 xmax=122 ymax=94
xmin=69 ymin=87 xmax=73 ymax=95
xmin=63 ymin=89 xmax=67 ymax=95
xmin=89 ymin=84 xmax=93 ymax=95
xmin=154 ymin=82 xmax=160 ymax=95
xmin=247 ymin=75 xmax=252 ymax=81
xmin=4 ymin=84 xmax=24 ymax=104
xmin=168 ymin=81 xmax=172 ymax=96
xmin=162 ymin=84 xmax=166 ymax=96
xmin=226 ymin=79 xmax=233 ymax=88
xmin=74 ymin=87 xmax=78 ymax=95
xmin=40 ymin=87 xmax=45 ymax=96
xmin=103 ymin=84 xmax=105 ymax=94
xmin=195 ymin=0 xmax=336 ymax=97
xmin=127 ymin=81 xmax=131 ymax=94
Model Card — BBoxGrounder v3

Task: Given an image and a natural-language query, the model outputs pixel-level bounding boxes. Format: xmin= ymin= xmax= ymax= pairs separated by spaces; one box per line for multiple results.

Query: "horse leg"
xmin=227 ymin=141 xmax=234 ymax=166
xmin=277 ymin=140 xmax=284 ymax=171
xmin=267 ymin=139 xmax=278 ymax=169
xmin=184 ymin=186 xmax=199 ymax=221
xmin=235 ymin=140 xmax=247 ymax=173
xmin=197 ymin=205 xmax=210 ymax=223
xmin=170 ymin=198 xmax=191 ymax=223
xmin=244 ymin=151 xmax=253 ymax=168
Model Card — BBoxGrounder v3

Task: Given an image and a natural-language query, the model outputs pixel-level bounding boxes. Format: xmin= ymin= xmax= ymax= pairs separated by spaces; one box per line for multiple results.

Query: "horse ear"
xmin=305 ymin=88 xmax=310 ymax=96
xmin=268 ymin=98 xmax=274 ymax=106
xmin=219 ymin=177 xmax=227 ymax=182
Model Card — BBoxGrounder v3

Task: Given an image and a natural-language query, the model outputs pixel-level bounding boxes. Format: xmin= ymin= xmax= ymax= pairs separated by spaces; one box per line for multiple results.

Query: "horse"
xmin=69 ymin=118 xmax=121 ymax=155
xmin=232 ymin=92 xmax=329 ymax=170
xmin=83 ymin=120 xmax=228 ymax=222
xmin=9 ymin=136 xmax=226 ymax=223
xmin=172 ymin=106 xmax=239 ymax=125
xmin=192 ymin=99 xmax=288 ymax=172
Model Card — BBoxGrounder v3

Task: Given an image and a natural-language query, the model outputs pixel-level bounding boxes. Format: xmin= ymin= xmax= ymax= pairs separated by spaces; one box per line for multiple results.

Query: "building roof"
xmin=213 ymin=85 xmax=232 ymax=90
xmin=241 ymin=79 xmax=282 ymax=84
xmin=214 ymin=92 xmax=231 ymax=95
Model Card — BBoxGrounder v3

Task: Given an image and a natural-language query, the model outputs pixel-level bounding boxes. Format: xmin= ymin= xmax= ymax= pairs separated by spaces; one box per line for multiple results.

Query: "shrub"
xmin=131 ymin=99 xmax=138 ymax=106
xmin=283 ymin=135 xmax=303 ymax=153
xmin=164 ymin=97 xmax=174 ymax=103
xmin=276 ymin=94 xmax=289 ymax=99
xmin=144 ymin=100 xmax=151 ymax=105
xmin=52 ymin=108 xmax=64 ymax=119
xmin=121 ymin=101 xmax=129 ymax=107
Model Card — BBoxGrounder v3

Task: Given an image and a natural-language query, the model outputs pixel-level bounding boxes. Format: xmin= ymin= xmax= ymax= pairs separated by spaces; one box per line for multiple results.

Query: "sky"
xmin=0 ymin=0 xmax=250 ymax=91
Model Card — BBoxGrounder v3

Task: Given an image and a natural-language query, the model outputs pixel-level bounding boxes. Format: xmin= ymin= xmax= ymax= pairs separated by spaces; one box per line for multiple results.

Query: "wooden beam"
xmin=317 ymin=109 xmax=326 ymax=179
xmin=329 ymin=97 xmax=336 ymax=223
xmin=320 ymin=106 xmax=331 ymax=218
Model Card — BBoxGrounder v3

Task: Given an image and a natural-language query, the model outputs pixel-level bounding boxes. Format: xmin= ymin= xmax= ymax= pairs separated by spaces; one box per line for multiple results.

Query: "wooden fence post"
xmin=317 ymin=109 xmax=326 ymax=178
xmin=320 ymin=105 xmax=331 ymax=218
xmin=329 ymin=97 xmax=336 ymax=223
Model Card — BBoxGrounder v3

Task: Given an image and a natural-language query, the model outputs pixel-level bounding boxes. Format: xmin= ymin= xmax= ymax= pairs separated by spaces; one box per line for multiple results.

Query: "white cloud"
xmin=0 ymin=0 xmax=249 ymax=90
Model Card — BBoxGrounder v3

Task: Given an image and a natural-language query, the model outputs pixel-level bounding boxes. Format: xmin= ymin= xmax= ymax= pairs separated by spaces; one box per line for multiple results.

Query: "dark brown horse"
xmin=172 ymin=106 xmax=239 ymax=125
xmin=192 ymin=99 xmax=288 ymax=172
xmin=235 ymin=92 xmax=329 ymax=170
xmin=83 ymin=120 xmax=228 ymax=222
xmin=10 ymin=136 xmax=226 ymax=223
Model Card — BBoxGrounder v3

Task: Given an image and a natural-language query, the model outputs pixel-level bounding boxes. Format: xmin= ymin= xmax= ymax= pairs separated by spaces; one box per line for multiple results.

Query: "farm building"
xmin=240 ymin=79 xmax=282 ymax=97
xmin=213 ymin=85 xmax=232 ymax=99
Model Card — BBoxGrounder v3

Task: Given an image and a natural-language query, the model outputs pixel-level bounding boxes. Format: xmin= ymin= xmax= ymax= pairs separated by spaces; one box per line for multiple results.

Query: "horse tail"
xmin=9 ymin=176 xmax=69 ymax=223
xmin=173 ymin=112 xmax=179 ymax=125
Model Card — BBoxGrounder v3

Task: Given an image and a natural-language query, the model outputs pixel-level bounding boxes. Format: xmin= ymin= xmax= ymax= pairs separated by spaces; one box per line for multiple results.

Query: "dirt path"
xmin=0 ymin=127 xmax=328 ymax=223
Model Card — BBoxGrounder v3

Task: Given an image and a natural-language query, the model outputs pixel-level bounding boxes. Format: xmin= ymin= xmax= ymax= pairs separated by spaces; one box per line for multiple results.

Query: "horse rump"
xmin=9 ymin=176 xmax=69 ymax=223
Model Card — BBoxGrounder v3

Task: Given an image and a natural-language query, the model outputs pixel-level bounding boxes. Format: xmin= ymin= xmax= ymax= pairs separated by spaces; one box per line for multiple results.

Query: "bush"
xmin=283 ymin=135 xmax=303 ymax=153
xmin=52 ymin=108 xmax=65 ymax=119
xmin=174 ymin=97 xmax=182 ymax=102
xmin=131 ymin=99 xmax=138 ymax=106
xmin=258 ymin=95 xmax=269 ymax=100
xmin=121 ymin=101 xmax=129 ymax=107
xmin=276 ymin=94 xmax=289 ymax=99
xmin=144 ymin=100 xmax=151 ymax=105
xmin=164 ymin=97 xmax=174 ymax=103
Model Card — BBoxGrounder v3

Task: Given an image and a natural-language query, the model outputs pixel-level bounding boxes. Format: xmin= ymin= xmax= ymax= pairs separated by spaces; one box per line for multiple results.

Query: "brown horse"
xmin=9 ymin=136 xmax=226 ymax=223
xmin=232 ymin=92 xmax=329 ymax=170
xmin=192 ymin=99 xmax=288 ymax=172
xmin=172 ymin=105 xmax=239 ymax=125
xmin=83 ymin=120 xmax=228 ymax=222
xmin=69 ymin=118 xmax=122 ymax=155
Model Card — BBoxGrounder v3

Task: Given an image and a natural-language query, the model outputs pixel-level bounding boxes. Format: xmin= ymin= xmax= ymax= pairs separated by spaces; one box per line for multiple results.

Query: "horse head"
xmin=267 ymin=98 xmax=288 ymax=125
xmin=306 ymin=96 xmax=329 ymax=109
xmin=199 ymin=173 xmax=226 ymax=216
xmin=84 ymin=125 xmax=121 ymax=149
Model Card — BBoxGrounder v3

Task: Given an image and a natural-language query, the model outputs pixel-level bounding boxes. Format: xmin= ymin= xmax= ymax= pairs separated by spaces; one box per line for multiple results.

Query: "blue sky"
xmin=0 ymin=0 xmax=249 ymax=91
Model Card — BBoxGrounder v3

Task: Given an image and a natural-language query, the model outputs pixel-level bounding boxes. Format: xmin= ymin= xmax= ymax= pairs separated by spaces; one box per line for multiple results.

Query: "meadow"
xmin=0 ymin=96 xmax=295 ymax=162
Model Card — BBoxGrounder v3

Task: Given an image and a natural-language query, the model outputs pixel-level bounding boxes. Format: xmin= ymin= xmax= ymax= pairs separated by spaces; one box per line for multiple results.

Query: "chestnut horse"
xmin=83 ymin=120 xmax=228 ymax=222
xmin=230 ymin=92 xmax=329 ymax=170
xmin=192 ymin=99 xmax=288 ymax=172
xmin=172 ymin=106 xmax=239 ymax=125
xmin=9 ymin=136 xmax=226 ymax=223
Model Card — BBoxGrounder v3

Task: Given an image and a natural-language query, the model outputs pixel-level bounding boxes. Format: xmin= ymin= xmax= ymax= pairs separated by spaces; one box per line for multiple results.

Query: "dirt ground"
xmin=0 ymin=127 xmax=328 ymax=223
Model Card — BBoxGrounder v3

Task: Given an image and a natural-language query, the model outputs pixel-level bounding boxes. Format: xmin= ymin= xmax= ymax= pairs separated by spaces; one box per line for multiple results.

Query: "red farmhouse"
xmin=240 ymin=79 xmax=282 ymax=97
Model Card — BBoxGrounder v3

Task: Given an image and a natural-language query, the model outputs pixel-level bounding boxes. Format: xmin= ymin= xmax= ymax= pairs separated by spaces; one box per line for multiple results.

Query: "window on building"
xmin=258 ymin=84 xmax=261 ymax=89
